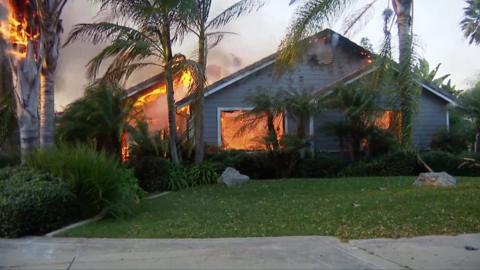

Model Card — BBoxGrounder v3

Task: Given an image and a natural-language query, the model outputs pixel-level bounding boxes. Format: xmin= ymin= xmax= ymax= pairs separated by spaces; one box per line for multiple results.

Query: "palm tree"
xmin=2 ymin=1 xmax=43 ymax=162
xmin=57 ymin=81 xmax=136 ymax=157
xmin=461 ymin=0 xmax=480 ymax=45
xmin=236 ymin=88 xmax=284 ymax=151
xmin=65 ymin=0 xmax=198 ymax=165
xmin=281 ymin=87 xmax=323 ymax=140
xmin=324 ymin=84 xmax=383 ymax=160
xmin=35 ymin=0 xmax=68 ymax=149
xmin=186 ymin=0 xmax=263 ymax=164
xmin=282 ymin=0 xmax=416 ymax=147
xmin=0 ymin=27 xmax=16 ymax=151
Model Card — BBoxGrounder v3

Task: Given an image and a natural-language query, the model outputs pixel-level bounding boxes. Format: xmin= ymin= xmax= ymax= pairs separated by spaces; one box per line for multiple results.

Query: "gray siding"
xmin=413 ymin=90 xmax=449 ymax=149
xmin=203 ymin=46 xmax=365 ymax=146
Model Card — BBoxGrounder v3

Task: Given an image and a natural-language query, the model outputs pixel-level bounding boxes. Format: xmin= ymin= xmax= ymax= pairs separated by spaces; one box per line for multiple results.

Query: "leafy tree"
xmin=185 ymin=0 xmax=263 ymax=164
xmin=415 ymin=58 xmax=451 ymax=86
xmin=281 ymin=0 xmax=417 ymax=147
xmin=57 ymin=81 xmax=136 ymax=157
xmin=65 ymin=0 xmax=200 ymax=165
xmin=461 ymin=0 xmax=480 ymax=45
xmin=458 ymin=81 xmax=480 ymax=152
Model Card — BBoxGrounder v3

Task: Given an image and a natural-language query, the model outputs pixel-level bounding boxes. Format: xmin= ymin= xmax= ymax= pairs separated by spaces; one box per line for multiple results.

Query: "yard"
xmin=61 ymin=177 xmax=480 ymax=240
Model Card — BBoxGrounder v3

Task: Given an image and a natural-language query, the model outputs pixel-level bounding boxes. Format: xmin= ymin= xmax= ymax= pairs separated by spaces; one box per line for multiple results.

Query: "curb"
xmin=44 ymin=192 xmax=170 ymax=237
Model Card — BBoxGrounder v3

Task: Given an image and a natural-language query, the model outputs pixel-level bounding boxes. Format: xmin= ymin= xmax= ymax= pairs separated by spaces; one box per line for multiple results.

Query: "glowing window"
xmin=375 ymin=111 xmax=401 ymax=130
xmin=220 ymin=110 xmax=284 ymax=151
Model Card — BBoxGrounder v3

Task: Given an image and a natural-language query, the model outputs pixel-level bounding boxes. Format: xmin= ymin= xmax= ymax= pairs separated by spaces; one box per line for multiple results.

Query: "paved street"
xmin=0 ymin=234 xmax=479 ymax=269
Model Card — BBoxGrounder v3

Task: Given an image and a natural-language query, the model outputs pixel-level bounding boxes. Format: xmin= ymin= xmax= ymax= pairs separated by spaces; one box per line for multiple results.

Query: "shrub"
xmin=0 ymin=152 xmax=20 ymax=169
xmin=28 ymin=145 xmax=143 ymax=217
xmin=421 ymin=151 xmax=480 ymax=176
xmin=167 ymin=166 xmax=190 ymax=191
xmin=296 ymin=153 xmax=346 ymax=178
xmin=189 ymin=163 xmax=219 ymax=186
xmin=167 ymin=163 xmax=219 ymax=191
xmin=129 ymin=156 xmax=172 ymax=193
xmin=0 ymin=167 xmax=76 ymax=238
xmin=340 ymin=150 xmax=419 ymax=177
xmin=430 ymin=129 xmax=470 ymax=154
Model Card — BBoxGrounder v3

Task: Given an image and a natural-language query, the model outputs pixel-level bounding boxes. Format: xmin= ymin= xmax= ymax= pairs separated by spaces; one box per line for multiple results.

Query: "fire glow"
xmin=0 ymin=0 xmax=40 ymax=59
xmin=133 ymin=70 xmax=194 ymax=109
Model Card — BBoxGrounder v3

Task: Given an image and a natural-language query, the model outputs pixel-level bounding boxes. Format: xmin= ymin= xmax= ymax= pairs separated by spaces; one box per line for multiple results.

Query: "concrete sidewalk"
xmin=0 ymin=234 xmax=478 ymax=270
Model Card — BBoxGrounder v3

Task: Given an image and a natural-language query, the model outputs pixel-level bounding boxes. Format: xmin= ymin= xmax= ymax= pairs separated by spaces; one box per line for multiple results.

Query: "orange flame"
xmin=133 ymin=70 xmax=194 ymax=108
xmin=0 ymin=0 xmax=40 ymax=59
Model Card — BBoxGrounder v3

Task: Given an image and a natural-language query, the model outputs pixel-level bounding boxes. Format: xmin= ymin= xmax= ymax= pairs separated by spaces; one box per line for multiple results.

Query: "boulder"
xmin=414 ymin=172 xmax=457 ymax=187
xmin=218 ymin=167 xmax=250 ymax=187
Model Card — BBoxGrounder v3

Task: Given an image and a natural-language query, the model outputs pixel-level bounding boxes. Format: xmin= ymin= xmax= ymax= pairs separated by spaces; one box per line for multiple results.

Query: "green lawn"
xmin=61 ymin=177 xmax=480 ymax=240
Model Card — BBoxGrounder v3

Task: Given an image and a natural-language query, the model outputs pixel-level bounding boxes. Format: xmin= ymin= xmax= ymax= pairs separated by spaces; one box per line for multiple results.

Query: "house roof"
xmin=127 ymin=28 xmax=457 ymax=107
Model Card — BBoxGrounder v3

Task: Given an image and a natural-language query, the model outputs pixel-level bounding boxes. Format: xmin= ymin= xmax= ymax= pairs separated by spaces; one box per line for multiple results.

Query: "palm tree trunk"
xmin=162 ymin=22 xmax=180 ymax=165
xmin=40 ymin=24 xmax=61 ymax=149
xmin=393 ymin=0 xmax=414 ymax=147
xmin=266 ymin=112 xmax=279 ymax=151
xmin=15 ymin=43 xmax=42 ymax=162
xmin=194 ymin=30 xmax=206 ymax=164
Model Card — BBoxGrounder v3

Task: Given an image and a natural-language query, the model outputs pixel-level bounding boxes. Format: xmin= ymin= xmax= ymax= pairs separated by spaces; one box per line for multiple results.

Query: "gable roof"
xmin=127 ymin=28 xmax=457 ymax=107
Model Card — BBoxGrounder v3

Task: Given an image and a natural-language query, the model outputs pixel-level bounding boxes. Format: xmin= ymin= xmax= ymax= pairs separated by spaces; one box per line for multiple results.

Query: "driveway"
xmin=0 ymin=234 xmax=479 ymax=269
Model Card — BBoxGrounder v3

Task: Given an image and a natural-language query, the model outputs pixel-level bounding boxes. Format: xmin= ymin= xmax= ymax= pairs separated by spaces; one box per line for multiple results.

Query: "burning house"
xmin=127 ymin=29 xmax=457 ymax=152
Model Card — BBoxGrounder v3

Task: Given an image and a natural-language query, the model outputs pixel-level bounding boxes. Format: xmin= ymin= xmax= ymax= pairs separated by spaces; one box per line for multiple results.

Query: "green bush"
xmin=167 ymin=163 xmax=219 ymax=191
xmin=296 ymin=153 xmax=346 ymax=178
xmin=0 ymin=152 xmax=20 ymax=169
xmin=129 ymin=156 xmax=172 ymax=193
xmin=430 ymin=129 xmax=470 ymax=154
xmin=0 ymin=167 xmax=76 ymax=238
xmin=340 ymin=150 xmax=419 ymax=177
xmin=421 ymin=151 xmax=480 ymax=176
xmin=189 ymin=163 xmax=219 ymax=186
xmin=28 ymin=145 xmax=143 ymax=217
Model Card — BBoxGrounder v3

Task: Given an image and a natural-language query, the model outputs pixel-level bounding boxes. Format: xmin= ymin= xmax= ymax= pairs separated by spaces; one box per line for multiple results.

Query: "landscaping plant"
xmin=28 ymin=145 xmax=143 ymax=217
xmin=0 ymin=167 xmax=76 ymax=238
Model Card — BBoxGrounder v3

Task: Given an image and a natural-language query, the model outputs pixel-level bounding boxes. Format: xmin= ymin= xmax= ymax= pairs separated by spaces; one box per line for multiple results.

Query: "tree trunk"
xmin=266 ymin=112 xmax=279 ymax=151
xmin=15 ymin=43 xmax=42 ymax=162
xmin=162 ymin=22 xmax=180 ymax=165
xmin=393 ymin=0 xmax=414 ymax=147
xmin=40 ymin=21 xmax=61 ymax=149
xmin=0 ymin=31 xmax=18 ymax=151
xmin=194 ymin=30 xmax=206 ymax=164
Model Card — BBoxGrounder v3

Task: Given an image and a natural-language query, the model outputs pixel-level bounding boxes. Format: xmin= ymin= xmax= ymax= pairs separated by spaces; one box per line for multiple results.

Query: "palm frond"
xmin=207 ymin=0 xmax=264 ymax=30
xmin=342 ymin=0 xmax=377 ymax=37
xmin=277 ymin=0 xmax=352 ymax=74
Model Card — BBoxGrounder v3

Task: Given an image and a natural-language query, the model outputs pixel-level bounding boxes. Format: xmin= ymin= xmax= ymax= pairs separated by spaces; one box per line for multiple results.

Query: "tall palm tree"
xmin=186 ymin=0 xmax=263 ymax=164
xmin=65 ymin=0 xmax=198 ymax=165
xmin=461 ymin=0 xmax=480 ymax=45
xmin=35 ymin=0 xmax=68 ymax=149
xmin=1 ymin=0 xmax=43 ymax=162
xmin=282 ymin=0 xmax=416 ymax=147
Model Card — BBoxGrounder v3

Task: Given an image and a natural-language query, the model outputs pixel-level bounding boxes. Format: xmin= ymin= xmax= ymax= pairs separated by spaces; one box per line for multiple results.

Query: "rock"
xmin=414 ymin=172 xmax=457 ymax=187
xmin=218 ymin=167 xmax=250 ymax=187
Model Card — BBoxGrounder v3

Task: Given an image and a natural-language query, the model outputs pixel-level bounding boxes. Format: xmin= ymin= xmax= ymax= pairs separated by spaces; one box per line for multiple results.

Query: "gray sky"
xmin=56 ymin=0 xmax=480 ymax=110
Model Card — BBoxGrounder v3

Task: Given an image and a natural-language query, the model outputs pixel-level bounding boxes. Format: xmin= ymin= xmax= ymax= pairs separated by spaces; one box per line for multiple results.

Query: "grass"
xmin=61 ymin=177 xmax=480 ymax=240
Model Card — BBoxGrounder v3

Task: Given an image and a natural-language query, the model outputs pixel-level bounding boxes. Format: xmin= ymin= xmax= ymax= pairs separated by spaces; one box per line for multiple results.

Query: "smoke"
xmin=206 ymin=48 xmax=243 ymax=83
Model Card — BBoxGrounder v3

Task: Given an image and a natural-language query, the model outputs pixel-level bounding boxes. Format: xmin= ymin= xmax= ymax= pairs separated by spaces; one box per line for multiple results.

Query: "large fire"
xmin=0 ymin=0 xmax=40 ymax=59
xmin=133 ymin=70 xmax=194 ymax=109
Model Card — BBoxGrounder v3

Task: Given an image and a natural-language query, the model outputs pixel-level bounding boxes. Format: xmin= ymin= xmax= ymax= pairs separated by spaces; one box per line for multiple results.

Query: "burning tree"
xmin=0 ymin=0 xmax=42 ymax=161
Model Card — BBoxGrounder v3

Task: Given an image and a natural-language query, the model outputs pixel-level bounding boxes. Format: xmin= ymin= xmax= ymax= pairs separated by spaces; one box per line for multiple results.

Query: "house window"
xmin=219 ymin=109 xmax=284 ymax=151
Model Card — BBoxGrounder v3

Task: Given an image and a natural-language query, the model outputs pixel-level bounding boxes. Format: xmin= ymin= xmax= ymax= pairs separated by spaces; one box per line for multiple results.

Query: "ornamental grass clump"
xmin=28 ymin=145 xmax=143 ymax=217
